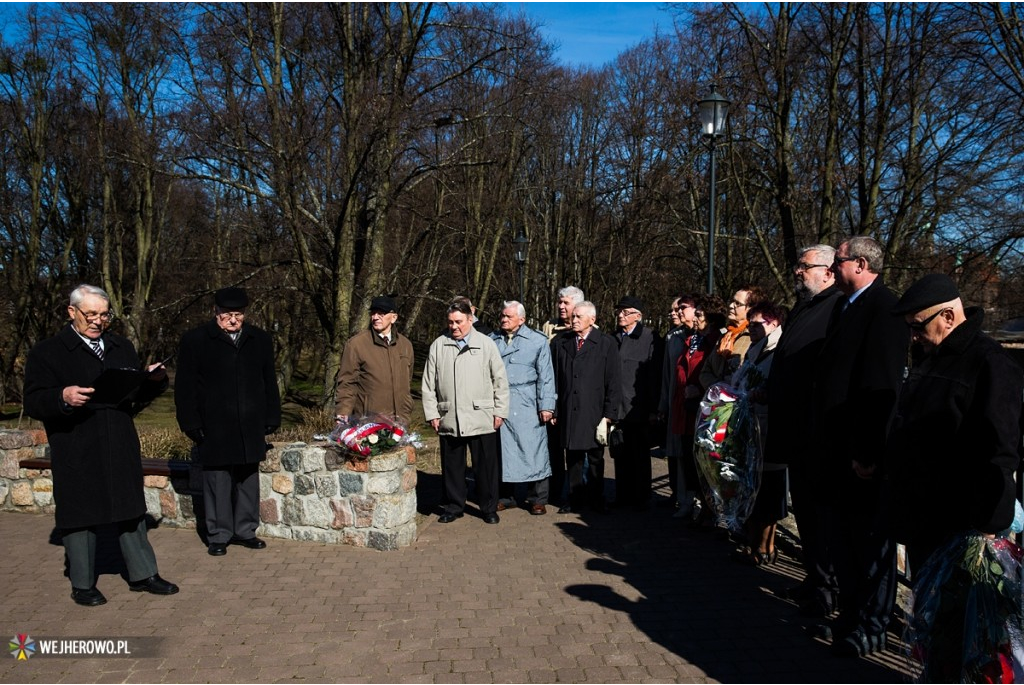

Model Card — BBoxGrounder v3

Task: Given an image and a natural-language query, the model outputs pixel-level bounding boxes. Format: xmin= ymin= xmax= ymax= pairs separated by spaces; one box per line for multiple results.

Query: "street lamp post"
xmin=513 ymin=227 xmax=529 ymax=304
xmin=697 ymin=89 xmax=730 ymax=295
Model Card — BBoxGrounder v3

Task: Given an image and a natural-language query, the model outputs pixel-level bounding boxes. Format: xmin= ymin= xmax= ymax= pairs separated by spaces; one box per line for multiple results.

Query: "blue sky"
xmin=0 ymin=2 xmax=671 ymax=70
xmin=499 ymin=2 xmax=672 ymax=69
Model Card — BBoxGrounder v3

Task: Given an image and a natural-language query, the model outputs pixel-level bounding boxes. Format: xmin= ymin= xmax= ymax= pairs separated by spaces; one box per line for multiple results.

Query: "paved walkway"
xmin=1 ymin=459 xmax=909 ymax=683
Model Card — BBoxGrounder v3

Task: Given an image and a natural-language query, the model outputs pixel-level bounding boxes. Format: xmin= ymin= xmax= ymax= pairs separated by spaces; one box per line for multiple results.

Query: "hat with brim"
xmin=892 ymin=274 xmax=960 ymax=315
xmin=215 ymin=287 xmax=249 ymax=309
xmin=614 ymin=295 xmax=644 ymax=313
xmin=369 ymin=296 xmax=398 ymax=313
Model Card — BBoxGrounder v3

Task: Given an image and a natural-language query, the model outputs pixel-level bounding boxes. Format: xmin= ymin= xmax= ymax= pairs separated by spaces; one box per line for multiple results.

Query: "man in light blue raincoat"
xmin=491 ymin=301 xmax=557 ymax=515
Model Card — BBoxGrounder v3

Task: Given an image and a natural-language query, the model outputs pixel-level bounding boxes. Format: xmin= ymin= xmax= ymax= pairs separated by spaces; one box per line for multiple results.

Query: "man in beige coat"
xmin=422 ymin=298 xmax=510 ymax=524
xmin=335 ymin=296 xmax=414 ymax=423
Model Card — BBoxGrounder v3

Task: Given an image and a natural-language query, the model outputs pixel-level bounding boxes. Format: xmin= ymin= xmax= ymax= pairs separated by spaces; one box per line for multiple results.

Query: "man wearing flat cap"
xmin=334 ymin=295 xmax=414 ymax=424
xmin=610 ymin=295 xmax=662 ymax=509
xmin=886 ymin=274 xmax=1023 ymax=570
xmin=175 ymin=287 xmax=281 ymax=556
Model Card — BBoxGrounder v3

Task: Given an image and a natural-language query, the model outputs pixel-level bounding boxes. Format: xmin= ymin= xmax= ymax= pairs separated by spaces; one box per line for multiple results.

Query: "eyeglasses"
xmin=748 ymin=319 xmax=767 ymax=326
xmin=794 ymin=262 xmax=830 ymax=273
xmin=217 ymin=311 xmax=245 ymax=321
xmin=728 ymin=299 xmax=748 ymax=308
xmin=907 ymin=307 xmax=950 ymax=332
xmin=832 ymin=255 xmax=859 ymax=267
xmin=73 ymin=306 xmax=114 ymax=322
xmin=616 ymin=309 xmax=640 ymax=317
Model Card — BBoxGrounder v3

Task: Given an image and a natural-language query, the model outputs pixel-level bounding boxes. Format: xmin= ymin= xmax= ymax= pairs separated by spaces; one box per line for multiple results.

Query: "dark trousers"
xmin=441 ymin=432 xmax=500 ymax=515
xmin=566 ymin=447 xmax=606 ymax=508
xmin=62 ymin=516 xmax=158 ymax=588
xmin=790 ymin=460 xmax=838 ymax=606
xmin=499 ymin=478 xmax=551 ymax=506
xmin=203 ymin=463 xmax=261 ymax=544
xmin=830 ymin=473 xmax=896 ymax=639
xmin=547 ymin=424 xmax=566 ymax=505
xmin=609 ymin=421 xmax=652 ymax=505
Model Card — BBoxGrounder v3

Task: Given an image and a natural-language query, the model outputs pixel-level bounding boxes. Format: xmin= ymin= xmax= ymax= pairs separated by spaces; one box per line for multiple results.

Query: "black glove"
xmin=185 ymin=428 xmax=205 ymax=444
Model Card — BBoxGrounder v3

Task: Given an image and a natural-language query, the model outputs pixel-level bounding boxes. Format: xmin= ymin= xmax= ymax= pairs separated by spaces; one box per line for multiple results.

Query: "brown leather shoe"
xmin=531 ymin=503 xmax=546 ymax=516
xmin=496 ymin=502 xmax=507 ymax=512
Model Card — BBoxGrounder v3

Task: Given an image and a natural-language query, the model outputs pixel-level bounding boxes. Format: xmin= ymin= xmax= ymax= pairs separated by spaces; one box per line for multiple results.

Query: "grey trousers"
xmin=62 ymin=516 xmax=158 ymax=588
xmin=203 ymin=463 xmax=260 ymax=544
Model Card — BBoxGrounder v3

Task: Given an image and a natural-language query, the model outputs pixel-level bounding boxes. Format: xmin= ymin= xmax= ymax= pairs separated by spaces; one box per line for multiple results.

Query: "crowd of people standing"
xmin=23 ymin=233 xmax=1021 ymax=678
xmin=417 ymin=234 xmax=1023 ymax=664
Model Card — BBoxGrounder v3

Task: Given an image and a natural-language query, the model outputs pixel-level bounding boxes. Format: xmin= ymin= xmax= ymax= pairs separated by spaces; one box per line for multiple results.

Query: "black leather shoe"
xmin=483 ymin=512 xmax=500 ymax=524
xmin=832 ymin=630 xmax=886 ymax=657
xmin=230 ymin=536 xmax=266 ymax=549
xmin=437 ymin=512 xmax=464 ymax=523
xmin=208 ymin=542 xmax=227 ymax=556
xmin=128 ymin=575 xmax=179 ymax=595
xmin=558 ymin=505 xmax=573 ymax=514
xmin=71 ymin=586 xmax=107 ymax=607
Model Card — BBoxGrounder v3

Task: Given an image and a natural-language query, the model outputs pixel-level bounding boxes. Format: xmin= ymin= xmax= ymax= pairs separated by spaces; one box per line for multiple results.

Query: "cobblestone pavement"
xmin=1 ymin=457 xmax=909 ymax=683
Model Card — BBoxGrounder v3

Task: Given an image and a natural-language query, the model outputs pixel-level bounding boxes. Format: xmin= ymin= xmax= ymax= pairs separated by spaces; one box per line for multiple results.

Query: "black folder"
xmin=87 ymin=368 xmax=151 ymax=405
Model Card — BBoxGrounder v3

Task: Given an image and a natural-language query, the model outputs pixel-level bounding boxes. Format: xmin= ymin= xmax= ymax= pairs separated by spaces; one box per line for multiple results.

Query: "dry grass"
xmin=138 ymin=427 xmax=194 ymax=460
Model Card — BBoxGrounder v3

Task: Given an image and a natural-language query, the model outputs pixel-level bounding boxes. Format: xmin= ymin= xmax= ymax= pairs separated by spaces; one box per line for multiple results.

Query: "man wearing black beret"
xmin=175 ymin=287 xmax=281 ymax=556
xmin=887 ymin=274 xmax=1022 ymax=570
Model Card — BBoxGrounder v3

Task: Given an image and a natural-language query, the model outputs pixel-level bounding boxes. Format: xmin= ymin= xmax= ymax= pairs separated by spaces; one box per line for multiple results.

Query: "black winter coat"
xmin=886 ymin=308 xmax=1022 ymax=557
xmin=174 ymin=320 xmax=281 ymax=466
xmin=614 ymin=322 xmax=662 ymax=423
xmin=551 ymin=329 xmax=622 ymax=450
xmin=764 ymin=285 xmax=841 ymax=466
xmin=23 ymin=325 xmax=167 ymax=528
xmin=812 ymin=279 xmax=909 ymax=477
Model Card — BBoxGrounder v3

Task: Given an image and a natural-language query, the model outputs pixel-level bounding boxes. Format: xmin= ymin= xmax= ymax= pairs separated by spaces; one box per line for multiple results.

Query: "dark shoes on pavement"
xmin=71 ymin=586 xmax=107 ymax=607
xmin=230 ymin=536 xmax=267 ymax=549
xmin=437 ymin=512 xmax=464 ymax=523
xmin=832 ymin=629 xmax=887 ymax=657
xmin=208 ymin=542 xmax=227 ymax=556
xmin=128 ymin=575 xmax=179 ymax=595
xmin=558 ymin=505 xmax=573 ymax=514
xmin=531 ymin=503 xmax=547 ymax=515
xmin=483 ymin=512 xmax=500 ymax=524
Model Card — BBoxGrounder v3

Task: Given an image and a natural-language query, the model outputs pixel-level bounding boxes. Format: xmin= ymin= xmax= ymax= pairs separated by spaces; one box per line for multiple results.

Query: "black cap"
xmin=369 ymin=295 xmax=398 ymax=313
xmin=892 ymin=274 xmax=960 ymax=315
xmin=614 ymin=295 xmax=644 ymax=313
xmin=215 ymin=287 xmax=249 ymax=309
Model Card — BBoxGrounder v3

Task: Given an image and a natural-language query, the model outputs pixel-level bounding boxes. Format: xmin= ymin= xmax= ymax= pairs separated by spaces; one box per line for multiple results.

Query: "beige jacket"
xmin=422 ymin=330 xmax=509 ymax=436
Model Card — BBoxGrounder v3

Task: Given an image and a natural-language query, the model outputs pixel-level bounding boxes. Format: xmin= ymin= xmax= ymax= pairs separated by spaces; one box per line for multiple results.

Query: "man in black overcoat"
xmin=609 ymin=295 xmax=661 ymax=509
xmin=813 ymin=237 xmax=909 ymax=658
xmin=175 ymin=287 xmax=281 ymax=556
xmin=764 ymin=245 xmax=842 ymax=616
xmin=550 ymin=301 xmax=622 ymax=514
xmin=24 ymin=284 xmax=179 ymax=606
xmin=887 ymin=274 xmax=1022 ymax=569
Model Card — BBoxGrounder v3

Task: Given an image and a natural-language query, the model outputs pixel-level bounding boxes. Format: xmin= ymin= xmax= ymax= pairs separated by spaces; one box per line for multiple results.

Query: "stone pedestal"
xmin=0 ymin=430 xmax=418 ymax=551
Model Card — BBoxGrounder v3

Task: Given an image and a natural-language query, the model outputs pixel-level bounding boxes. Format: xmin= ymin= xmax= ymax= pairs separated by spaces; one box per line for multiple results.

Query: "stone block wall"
xmin=0 ymin=429 xmax=418 ymax=551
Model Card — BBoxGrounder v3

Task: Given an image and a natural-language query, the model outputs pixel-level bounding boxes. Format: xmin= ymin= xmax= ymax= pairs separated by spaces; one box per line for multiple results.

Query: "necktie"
xmin=89 ymin=339 xmax=104 ymax=360
xmin=577 ymin=336 xmax=585 ymax=351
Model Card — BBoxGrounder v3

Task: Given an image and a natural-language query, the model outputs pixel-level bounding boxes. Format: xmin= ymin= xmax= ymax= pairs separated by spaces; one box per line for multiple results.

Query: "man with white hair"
xmin=550 ymin=300 xmax=622 ymax=513
xmin=542 ymin=285 xmax=585 ymax=341
xmin=490 ymin=301 xmax=556 ymax=515
xmin=766 ymin=245 xmax=842 ymax=616
xmin=24 ymin=284 xmax=178 ymax=606
xmin=543 ymin=285 xmax=586 ymax=505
